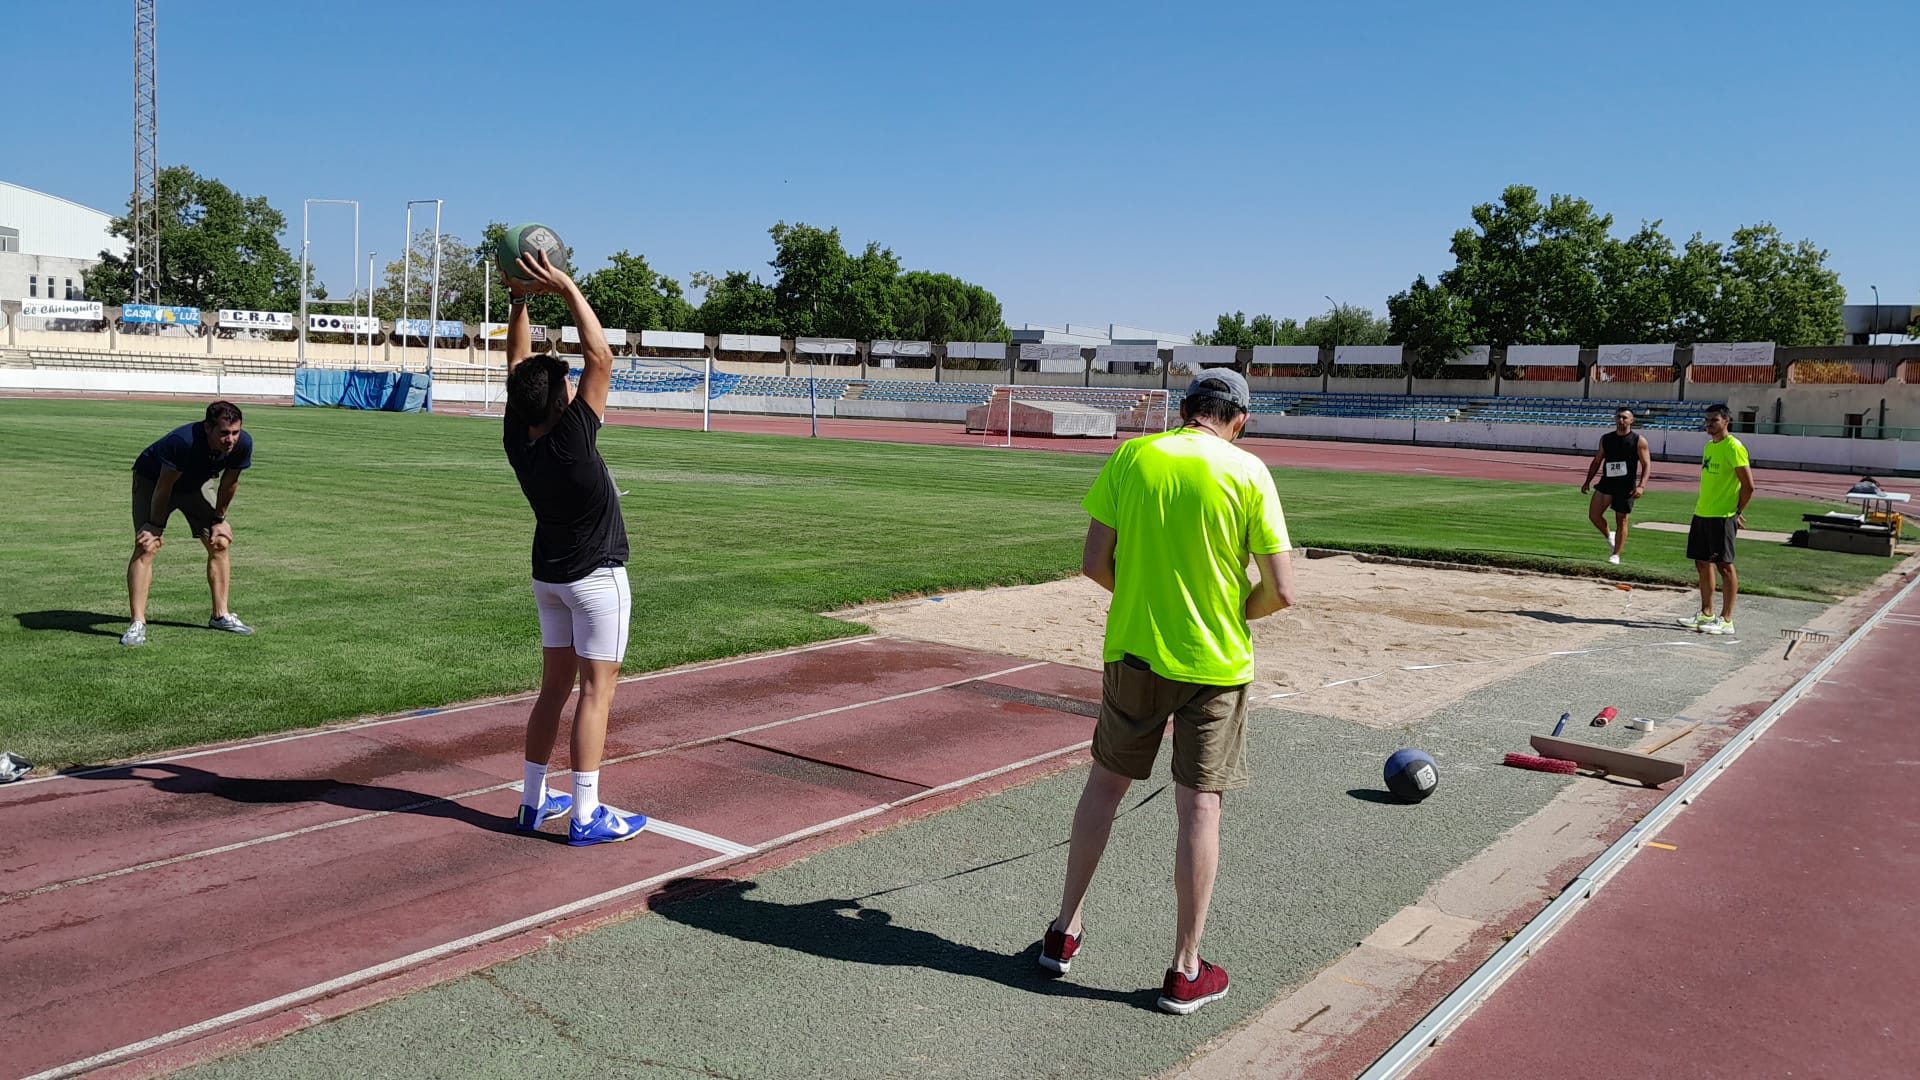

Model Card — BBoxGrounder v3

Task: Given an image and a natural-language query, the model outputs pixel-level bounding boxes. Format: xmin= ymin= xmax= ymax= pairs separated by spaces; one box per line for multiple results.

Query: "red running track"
xmin=0 ymin=637 xmax=1100 ymax=1080
xmin=1410 ymin=581 xmax=1920 ymax=1080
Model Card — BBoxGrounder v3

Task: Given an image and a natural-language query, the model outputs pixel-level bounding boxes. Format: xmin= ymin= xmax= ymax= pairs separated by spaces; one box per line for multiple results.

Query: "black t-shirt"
xmin=133 ymin=422 xmax=254 ymax=484
xmin=1597 ymin=430 xmax=1643 ymax=493
xmin=503 ymin=396 xmax=629 ymax=584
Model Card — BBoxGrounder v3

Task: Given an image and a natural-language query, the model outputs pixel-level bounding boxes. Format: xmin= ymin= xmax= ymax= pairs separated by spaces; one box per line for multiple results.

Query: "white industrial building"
xmin=0 ymin=181 xmax=123 ymax=305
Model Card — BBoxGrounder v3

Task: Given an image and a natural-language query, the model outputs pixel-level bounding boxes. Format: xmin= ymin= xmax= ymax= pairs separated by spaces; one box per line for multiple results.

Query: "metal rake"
xmin=1780 ymin=628 xmax=1833 ymax=659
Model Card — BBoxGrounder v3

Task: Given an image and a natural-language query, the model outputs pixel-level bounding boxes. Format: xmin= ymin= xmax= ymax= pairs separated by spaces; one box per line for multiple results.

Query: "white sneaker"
xmin=208 ymin=613 xmax=254 ymax=635
xmin=120 ymin=621 xmax=147 ymax=647
xmin=1679 ymin=612 xmax=1717 ymax=629
xmin=1700 ymin=618 xmax=1736 ymax=636
xmin=1607 ymin=554 xmax=1621 ymax=565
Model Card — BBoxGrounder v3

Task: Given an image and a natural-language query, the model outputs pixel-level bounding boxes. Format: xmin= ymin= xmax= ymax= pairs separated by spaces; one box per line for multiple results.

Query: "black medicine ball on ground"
xmin=1384 ymin=748 xmax=1439 ymax=803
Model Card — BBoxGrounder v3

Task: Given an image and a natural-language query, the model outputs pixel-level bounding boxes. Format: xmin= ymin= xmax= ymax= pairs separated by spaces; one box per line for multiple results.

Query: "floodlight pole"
xmin=365 ymin=250 xmax=376 ymax=369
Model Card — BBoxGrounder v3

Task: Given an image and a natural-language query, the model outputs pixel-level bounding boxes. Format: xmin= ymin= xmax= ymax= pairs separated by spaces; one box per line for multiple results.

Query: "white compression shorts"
xmin=532 ymin=565 xmax=631 ymax=662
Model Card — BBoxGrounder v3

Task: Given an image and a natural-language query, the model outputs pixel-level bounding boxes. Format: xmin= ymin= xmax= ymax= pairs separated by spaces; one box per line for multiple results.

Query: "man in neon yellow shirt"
xmin=1679 ymin=404 xmax=1754 ymax=636
xmin=1038 ymin=367 xmax=1296 ymax=1016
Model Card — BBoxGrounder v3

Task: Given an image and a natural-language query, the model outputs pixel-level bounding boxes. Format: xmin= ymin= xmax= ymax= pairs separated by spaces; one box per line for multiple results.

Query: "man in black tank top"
xmin=1581 ymin=407 xmax=1651 ymax=564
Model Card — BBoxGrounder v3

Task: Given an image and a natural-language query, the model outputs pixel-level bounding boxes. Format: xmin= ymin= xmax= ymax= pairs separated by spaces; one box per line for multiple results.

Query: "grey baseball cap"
xmin=1186 ymin=367 xmax=1251 ymax=410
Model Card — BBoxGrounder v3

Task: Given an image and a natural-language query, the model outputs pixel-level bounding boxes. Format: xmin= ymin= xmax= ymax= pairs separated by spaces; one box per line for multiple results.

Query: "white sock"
xmin=572 ymin=770 xmax=601 ymax=823
xmin=521 ymin=761 xmax=548 ymax=810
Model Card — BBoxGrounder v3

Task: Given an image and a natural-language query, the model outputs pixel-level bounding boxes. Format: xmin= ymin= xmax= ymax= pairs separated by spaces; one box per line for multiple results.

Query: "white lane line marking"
xmin=2 ymin=662 xmax=1048 ymax=903
xmin=644 ymin=820 xmax=754 ymax=857
xmin=8 ymin=637 xmax=880 ymax=788
xmin=23 ymin=733 xmax=1096 ymax=1080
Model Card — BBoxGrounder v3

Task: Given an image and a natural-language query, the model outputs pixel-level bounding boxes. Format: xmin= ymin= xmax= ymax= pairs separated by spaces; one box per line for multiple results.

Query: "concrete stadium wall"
xmin=1720 ymin=384 xmax=1920 ymax=429
xmin=0 ymin=368 xmax=292 ymax=398
xmin=1495 ymin=379 xmax=1589 ymax=398
xmin=835 ymin=400 xmax=972 ymax=423
xmin=16 ymin=329 xmax=114 ymax=351
xmin=713 ymin=358 xmax=786 ymax=375
xmin=940 ymin=369 xmax=1015 ymax=385
xmin=1089 ymin=372 xmax=1167 ymax=390
xmin=1590 ymin=378 xmax=1680 ymax=401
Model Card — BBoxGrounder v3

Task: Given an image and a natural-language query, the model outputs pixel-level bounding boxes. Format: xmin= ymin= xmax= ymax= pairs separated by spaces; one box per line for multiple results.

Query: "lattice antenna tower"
xmin=132 ymin=0 xmax=159 ymax=302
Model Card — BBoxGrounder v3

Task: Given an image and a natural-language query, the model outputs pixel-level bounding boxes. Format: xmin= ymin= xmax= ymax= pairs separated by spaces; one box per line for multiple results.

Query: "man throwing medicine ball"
xmin=1038 ymin=367 xmax=1296 ymax=1016
xmin=122 ymin=400 xmax=255 ymax=646
xmin=1679 ymin=404 xmax=1754 ymax=636
xmin=499 ymin=249 xmax=647 ymax=848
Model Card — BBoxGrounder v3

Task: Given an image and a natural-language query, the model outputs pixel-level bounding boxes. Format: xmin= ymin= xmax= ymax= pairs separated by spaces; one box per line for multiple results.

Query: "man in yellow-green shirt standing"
xmin=1038 ymin=367 xmax=1296 ymax=1016
xmin=1679 ymin=404 xmax=1754 ymax=636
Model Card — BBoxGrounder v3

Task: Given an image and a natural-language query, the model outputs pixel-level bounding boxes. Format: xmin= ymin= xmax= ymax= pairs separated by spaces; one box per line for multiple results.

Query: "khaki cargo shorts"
xmin=1092 ymin=654 xmax=1250 ymax=793
xmin=130 ymin=472 xmax=221 ymax=540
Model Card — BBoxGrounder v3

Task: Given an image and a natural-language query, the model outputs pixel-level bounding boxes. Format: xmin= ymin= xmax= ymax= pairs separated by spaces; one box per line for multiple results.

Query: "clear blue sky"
xmin=11 ymin=0 xmax=1914 ymax=334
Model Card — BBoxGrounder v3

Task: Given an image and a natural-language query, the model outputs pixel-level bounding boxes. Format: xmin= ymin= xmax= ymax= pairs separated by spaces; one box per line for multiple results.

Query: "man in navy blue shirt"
xmin=123 ymin=400 xmax=256 ymax=646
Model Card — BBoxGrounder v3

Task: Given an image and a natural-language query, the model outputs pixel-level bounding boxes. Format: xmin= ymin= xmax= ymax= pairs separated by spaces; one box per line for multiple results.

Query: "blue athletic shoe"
xmin=568 ymin=805 xmax=648 ymax=847
xmin=515 ymin=791 xmax=573 ymax=832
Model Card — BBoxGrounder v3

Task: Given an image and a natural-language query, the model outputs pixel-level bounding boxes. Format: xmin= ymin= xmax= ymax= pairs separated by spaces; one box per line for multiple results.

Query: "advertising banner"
xmin=393 ymin=318 xmax=468 ymax=339
xmin=218 ymin=309 xmax=294 ymax=331
xmin=18 ymin=300 xmax=105 ymax=319
xmin=719 ymin=333 xmax=783 ymax=352
xmin=122 ymin=303 xmax=202 ymax=326
xmin=481 ymin=322 xmax=549 ymax=342
xmin=560 ymin=326 xmax=630 ymax=346
xmin=308 ymin=314 xmax=382 ymax=335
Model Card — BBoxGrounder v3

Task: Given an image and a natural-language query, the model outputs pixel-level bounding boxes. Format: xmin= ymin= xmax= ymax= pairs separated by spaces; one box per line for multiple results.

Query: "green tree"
xmin=85 ymin=165 xmax=308 ymax=310
xmin=1299 ymin=302 xmax=1391 ymax=348
xmin=890 ymin=271 xmax=1009 ymax=343
xmin=1435 ymin=185 xmax=1612 ymax=347
xmin=691 ymin=270 xmax=782 ymax=335
xmin=765 ymin=221 xmax=903 ymax=340
xmin=579 ymin=250 xmax=695 ymax=333
xmin=1386 ymin=277 xmax=1476 ymax=372
xmin=1594 ymin=222 xmax=1679 ymax=344
xmin=1192 ymin=312 xmax=1302 ymax=348
xmin=1391 ymin=187 xmax=1848 ymax=356
xmin=1703 ymin=225 xmax=1846 ymax=346
xmin=373 ymin=228 xmax=481 ymax=324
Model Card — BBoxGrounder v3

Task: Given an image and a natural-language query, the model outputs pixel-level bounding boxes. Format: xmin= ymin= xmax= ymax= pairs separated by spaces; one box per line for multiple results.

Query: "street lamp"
xmin=1325 ymin=295 xmax=1340 ymax=356
xmin=1870 ymin=284 xmax=1880 ymax=347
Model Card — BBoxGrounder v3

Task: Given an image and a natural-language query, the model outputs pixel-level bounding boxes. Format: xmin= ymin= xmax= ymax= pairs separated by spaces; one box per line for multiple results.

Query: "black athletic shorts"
xmin=1596 ymin=485 xmax=1636 ymax=515
xmin=1686 ymin=515 xmax=1738 ymax=565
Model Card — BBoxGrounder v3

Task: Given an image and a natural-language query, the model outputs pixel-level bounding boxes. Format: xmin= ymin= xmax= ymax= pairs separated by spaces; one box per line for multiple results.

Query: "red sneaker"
xmin=1038 ymin=923 xmax=1083 ymax=973
xmin=1157 ymin=960 xmax=1229 ymax=1014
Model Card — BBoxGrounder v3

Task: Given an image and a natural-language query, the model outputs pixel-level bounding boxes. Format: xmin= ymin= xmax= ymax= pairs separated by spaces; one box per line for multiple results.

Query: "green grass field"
xmin=0 ymin=398 xmax=1900 ymax=768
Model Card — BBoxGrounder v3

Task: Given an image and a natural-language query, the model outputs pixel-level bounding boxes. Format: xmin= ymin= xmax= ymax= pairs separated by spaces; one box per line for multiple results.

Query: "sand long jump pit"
xmin=834 ymin=552 xmax=1698 ymax=730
